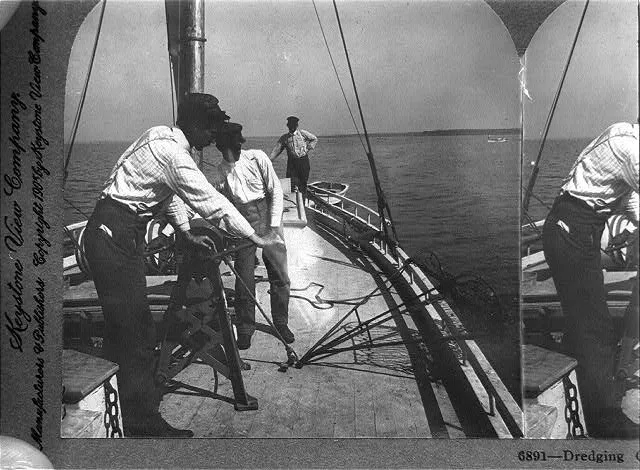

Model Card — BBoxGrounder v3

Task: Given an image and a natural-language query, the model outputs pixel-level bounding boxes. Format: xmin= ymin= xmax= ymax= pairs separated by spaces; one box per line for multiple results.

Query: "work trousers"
xmin=542 ymin=194 xmax=618 ymax=431
xmin=84 ymin=198 xmax=161 ymax=424
xmin=286 ymin=154 xmax=311 ymax=196
xmin=234 ymin=198 xmax=290 ymax=336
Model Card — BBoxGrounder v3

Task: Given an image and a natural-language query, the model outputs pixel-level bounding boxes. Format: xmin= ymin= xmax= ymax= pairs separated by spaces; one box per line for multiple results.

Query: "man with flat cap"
xmin=270 ymin=116 xmax=318 ymax=199
xmin=213 ymin=122 xmax=293 ymax=350
xmin=84 ymin=93 xmax=282 ymax=438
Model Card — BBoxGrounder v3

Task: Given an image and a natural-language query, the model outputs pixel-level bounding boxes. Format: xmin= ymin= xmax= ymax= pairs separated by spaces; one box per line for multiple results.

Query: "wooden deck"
xmin=159 ymin=198 xmax=449 ymax=437
xmin=521 ymin=251 xmax=639 ymax=435
xmin=63 ymin=192 xmax=520 ymax=438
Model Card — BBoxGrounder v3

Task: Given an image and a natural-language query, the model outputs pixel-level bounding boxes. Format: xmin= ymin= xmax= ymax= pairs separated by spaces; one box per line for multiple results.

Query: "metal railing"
xmin=306 ymin=187 xmax=524 ymax=437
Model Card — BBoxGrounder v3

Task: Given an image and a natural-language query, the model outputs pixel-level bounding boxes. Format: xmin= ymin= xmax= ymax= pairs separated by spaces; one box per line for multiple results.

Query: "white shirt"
xmin=100 ymin=126 xmax=255 ymax=238
xmin=561 ymin=122 xmax=639 ymax=226
xmin=214 ymin=149 xmax=284 ymax=228
xmin=271 ymin=129 xmax=318 ymax=159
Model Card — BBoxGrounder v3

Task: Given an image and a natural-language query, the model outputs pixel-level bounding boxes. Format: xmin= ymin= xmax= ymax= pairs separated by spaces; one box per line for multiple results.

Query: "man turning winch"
xmin=84 ymin=93 xmax=282 ymax=438
xmin=542 ymin=121 xmax=638 ymax=438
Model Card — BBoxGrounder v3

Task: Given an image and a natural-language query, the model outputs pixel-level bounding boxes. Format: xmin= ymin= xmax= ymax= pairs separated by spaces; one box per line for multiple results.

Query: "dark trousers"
xmin=286 ymin=155 xmax=310 ymax=195
xmin=542 ymin=194 xmax=618 ymax=431
xmin=84 ymin=198 xmax=160 ymax=423
xmin=234 ymin=199 xmax=290 ymax=336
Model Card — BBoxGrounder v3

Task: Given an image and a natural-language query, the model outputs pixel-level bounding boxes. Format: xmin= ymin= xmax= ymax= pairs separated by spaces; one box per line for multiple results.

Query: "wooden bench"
xmin=523 ymin=344 xmax=586 ymax=438
xmin=61 ymin=349 xmax=123 ymax=438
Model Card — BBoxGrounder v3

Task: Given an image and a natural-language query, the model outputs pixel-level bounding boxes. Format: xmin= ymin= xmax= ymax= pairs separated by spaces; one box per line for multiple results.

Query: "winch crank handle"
xmin=209 ymin=240 xmax=256 ymax=262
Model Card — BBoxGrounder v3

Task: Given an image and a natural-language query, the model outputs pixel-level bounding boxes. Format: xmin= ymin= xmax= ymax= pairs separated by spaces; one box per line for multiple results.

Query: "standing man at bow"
xmin=270 ymin=116 xmax=318 ymax=199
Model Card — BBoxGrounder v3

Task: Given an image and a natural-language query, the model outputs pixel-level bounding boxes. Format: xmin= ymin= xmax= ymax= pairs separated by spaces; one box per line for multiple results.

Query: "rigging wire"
xmin=521 ymin=0 xmax=590 ymax=213
xmin=64 ymin=197 xmax=92 ymax=220
xmin=166 ymin=40 xmax=177 ymax=125
xmin=311 ymin=0 xmax=366 ymax=153
xmin=330 ymin=0 xmax=399 ymax=247
xmin=63 ymin=0 xmax=108 ymax=186
xmin=164 ymin=0 xmax=180 ymax=124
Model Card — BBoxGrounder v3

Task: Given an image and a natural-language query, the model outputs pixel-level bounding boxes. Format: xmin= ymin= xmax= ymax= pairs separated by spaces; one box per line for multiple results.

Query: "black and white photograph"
xmin=520 ymin=0 xmax=639 ymax=440
xmin=58 ymin=0 xmax=521 ymax=440
xmin=0 ymin=0 xmax=638 ymax=468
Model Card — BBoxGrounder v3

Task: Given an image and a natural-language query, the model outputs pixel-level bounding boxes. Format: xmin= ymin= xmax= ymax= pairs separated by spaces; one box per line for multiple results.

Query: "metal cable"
xmin=331 ymin=0 xmax=399 ymax=247
xmin=311 ymin=0 xmax=366 ymax=153
xmin=522 ymin=0 xmax=590 ymax=212
xmin=64 ymin=0 xmax=108 ymax=186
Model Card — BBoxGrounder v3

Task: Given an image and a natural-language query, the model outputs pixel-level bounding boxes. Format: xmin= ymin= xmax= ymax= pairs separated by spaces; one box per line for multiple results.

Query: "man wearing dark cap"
xmin=84 ymin=93 xmax=282 ymax=438
xmin=270 ymin=116 xmax=318 ymax=198
xmin=213 ymin=122 xmax=293 ymax=350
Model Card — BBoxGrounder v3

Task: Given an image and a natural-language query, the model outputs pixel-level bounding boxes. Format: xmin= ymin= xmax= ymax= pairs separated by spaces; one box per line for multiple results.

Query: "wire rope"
xmin=522 ymin=0 xmax=590 ymax=213
xmin=311 ymin=0 xmax=366 ymax=153
xmin=64 ymin=0 xmax=108 ymax=186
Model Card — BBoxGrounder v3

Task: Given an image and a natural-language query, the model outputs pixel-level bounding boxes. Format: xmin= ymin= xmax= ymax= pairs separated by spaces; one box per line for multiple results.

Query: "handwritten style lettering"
xmin=4 ymin=201 xmax=24 ymax=252
xmin=3 ymin=259 xmax=28 ymax=352
xmin=5 ymin=92 xmax=26 ymax=196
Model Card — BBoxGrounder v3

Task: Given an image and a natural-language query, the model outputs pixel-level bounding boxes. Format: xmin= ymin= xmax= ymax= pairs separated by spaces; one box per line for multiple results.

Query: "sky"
xmin=65 ymin=0 xmax=520 ymax=141
xmin=523 ymin=0 xmax=638 ymax=139
xmin=65 ymin=0 xmax=637 ymax=142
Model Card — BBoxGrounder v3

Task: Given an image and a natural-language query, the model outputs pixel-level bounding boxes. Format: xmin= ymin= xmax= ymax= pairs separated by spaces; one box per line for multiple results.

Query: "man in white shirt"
xmin=84 ymin=94 xmax=281 ymax=438
xmin=270 ymin=116 xmax=318 ymax=198
xmin=214 ymin=122 xmax=293 ymax=350
xmin=542 ymin=122 xmax=639 ymax=438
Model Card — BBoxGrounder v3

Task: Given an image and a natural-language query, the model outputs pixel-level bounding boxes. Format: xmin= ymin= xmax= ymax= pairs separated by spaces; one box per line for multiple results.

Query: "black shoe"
xmin=236 ymin=333 xmax=252 ymax=350
xmin=125 ymin=414 xmax=194 ymax=438
xmin=274 ymin=324 xmax=295 ymax=344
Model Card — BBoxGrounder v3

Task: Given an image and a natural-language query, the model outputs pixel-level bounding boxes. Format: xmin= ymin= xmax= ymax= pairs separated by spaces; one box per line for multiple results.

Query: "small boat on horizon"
xmin=58 ymin=0 xmax=522 ymax=440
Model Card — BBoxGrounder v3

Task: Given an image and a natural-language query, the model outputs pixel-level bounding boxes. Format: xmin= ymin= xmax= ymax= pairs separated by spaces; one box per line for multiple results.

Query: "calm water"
xmin=522 ymin=137 xmax=592 ymax=222
xmin=65 ymin=134 xmax=520 ymax=295
xmin=64 ymin=133 xmax=523 ymax=397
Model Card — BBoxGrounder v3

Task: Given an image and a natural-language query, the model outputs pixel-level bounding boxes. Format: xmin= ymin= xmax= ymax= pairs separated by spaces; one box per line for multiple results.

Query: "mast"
xmin=182 ymin=0 xmax=205 ymax=165
xmin=180 ymin=0 xmax=205 ymax=99
xmin=166 ymin=0 xmax=205 ymax=164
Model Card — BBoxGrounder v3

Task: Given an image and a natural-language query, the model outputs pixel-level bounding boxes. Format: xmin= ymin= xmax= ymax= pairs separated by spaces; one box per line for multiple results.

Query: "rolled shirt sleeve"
xmin=256 ymin=151 xmax=284 ymax=227
xmin=270 ymin=139 xmax=285 ymax=160
xmin=300 ymin=129 xmax=318 ymax=152
xmin=610 ymin=132 xmax=639 ymax=193
xmin=157 ymin=142 xmax=255 ymax=238
xmin=165 ymin=194 xmax=191 ymax=232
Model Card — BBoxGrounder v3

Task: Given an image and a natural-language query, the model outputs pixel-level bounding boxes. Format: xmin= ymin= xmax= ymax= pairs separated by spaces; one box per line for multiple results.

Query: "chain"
xmin=103 ymin=380 xmax=123 ymax=438
xmin=563 ymin=375 xmax=585 ymax=438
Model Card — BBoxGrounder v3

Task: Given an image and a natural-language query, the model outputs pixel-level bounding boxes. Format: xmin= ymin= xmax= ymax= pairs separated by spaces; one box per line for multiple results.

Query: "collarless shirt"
xmin=275 ymin=129 xmax=318 ymax=159
xmin=214 ymin=149 xmax=284 ymax=228
xmin=561 ymin=122 xmax=639 ymax=225
xmin=100 ymin=125 xmax=255 ymax=238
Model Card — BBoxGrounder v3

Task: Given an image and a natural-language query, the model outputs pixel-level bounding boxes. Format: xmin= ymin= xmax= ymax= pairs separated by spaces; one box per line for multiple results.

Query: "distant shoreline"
xmin=73 ymin=128 xmax=590 ymax=144
xmin=421 ymin=128 xmax=521 ymax=136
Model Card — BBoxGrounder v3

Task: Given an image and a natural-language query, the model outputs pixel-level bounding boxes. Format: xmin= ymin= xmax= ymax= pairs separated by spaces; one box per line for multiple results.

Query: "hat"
xmin=286 ymin=116 xmax=299 ymax=123
xmin=216 ymin=122 xmax=246 ymax=147
xmin=177 ymin=93 xmax=230 ymax=129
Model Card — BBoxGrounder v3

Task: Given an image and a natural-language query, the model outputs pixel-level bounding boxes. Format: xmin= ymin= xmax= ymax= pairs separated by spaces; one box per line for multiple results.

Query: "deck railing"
xmin=306 ymin=188 xmax=523 ymax=438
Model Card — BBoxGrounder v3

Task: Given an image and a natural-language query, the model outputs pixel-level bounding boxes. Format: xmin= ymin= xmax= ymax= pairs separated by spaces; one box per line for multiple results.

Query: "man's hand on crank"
xmin=183 ymin=230 xmax=217 ymax=251
xmin=606 ymin=229 xmax=635 ymax=253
